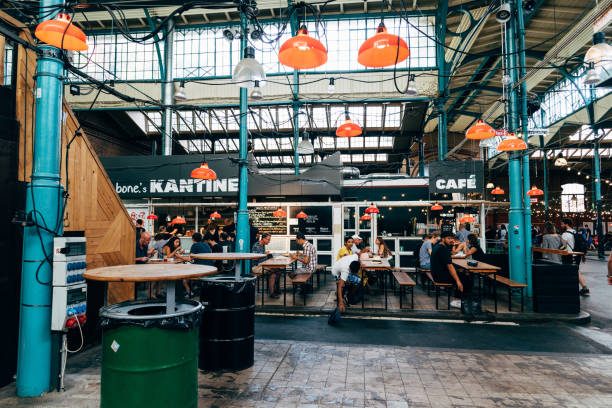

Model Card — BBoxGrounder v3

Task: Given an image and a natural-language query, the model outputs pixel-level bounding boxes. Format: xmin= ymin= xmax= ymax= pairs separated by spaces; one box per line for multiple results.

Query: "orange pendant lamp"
xmin=279 ymin=25 xmax=328 ymax=70
xmin=360 ymin=214 xmax=372 ymax=221
xmin=365 ymin=204 xmax=380 ymax=214
xmin=497 ymin=132 xmax=527 ymax=151
xmin=147 ymin=213 xmax=158 ymax=220
xmin=296 ymin=211 xmax=308 ymax=219
xmin=491 ymin=186 xmax=505 ymax=195
xmin=358 ymin=22 xmax=409 ymax=68
xmin=526 ymin=186 xmax=544 ymax=196
xmin=210 ymin=211 xmax=221 ymax=219
xmin=431 ymin=203 xmax=443 ymax=211
xmin=172 ymin=215 xmax=186 ymax=224
xmin=465 ymin=120 xmax=495 ymax=140
xmin=35 ymin=13 xmax=88 ymax=51
xmin=273 ymin=207 xmax=287 ymax=217
xmin=191 ymin=162 xmax=217 ymax=180
xmin=460 ymin=215 xmax=476 ymax=223
xmin=336 ymin=112 xmax=362 ymax=137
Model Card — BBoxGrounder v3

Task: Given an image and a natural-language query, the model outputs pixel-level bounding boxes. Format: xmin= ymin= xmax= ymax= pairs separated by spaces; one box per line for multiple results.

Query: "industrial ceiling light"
xmin=465 ymin=119 xmax=495 ymax=140
xmin=406 ymin=74 xmax=418 ymax=96
xmin=495 ymin=3 xmax=512 ymax=24
xmin=250 ymin=80 xmax=264 ymax=100
xmin=554 ymin=153 xmax=567 ymax=167
xmin=296 ymin=211 xmax=308 ymax=219
xmin=233 ymin=46 xmax=266 ymax=88
xmin=486 ymin=182 xmax=495 ymax=189
xmin=279 ymin=25 xmax=328 ymax=70
xmin=501 ymin=72 xmax=512 ymax=86
xmin=526 ymin=186 xmax=544 ymax=196
xmin=584 ymin=63 xmax=602 ymax=85
xmin=358 ymin=22 xmax=409 ymax=67
xmin=336 ymin=111 xmax=362 ymax=137
xmin=35 ymin=13 xmax=88 ymax=51
xmin=250 ymin=29 xmax=262 ymax=41
xmin=497 ymin=132 xmax=527 ymax=151
xmin=147 ymin=213 xmax=158 ymax=220
xmin=491 ymin=186 xmax=505 ymax=195
xmin=222 ymin=28 xmax=236 ymax=42
xmin=210 ymin=211 xmax=221 ymax=219
xmin=460 ymin=215 xmax=476 ymax=223
xmin=191 ymin=162 xmax=217 ymax=180
xmin=174 ymin=81 xmax=187 ymax=101
xmin=365 ymin=204 xmax=380 ymax=214
xmin=585 ymin=32 xmax=612 ymax=70
xmin=328 ymin=78 xmax=336 ymax=94
xmin=172 ymin=215 xmax=186 ymax=224
xmin=360 ymin=213 xmax=372 ymax=221
xmin=431 ymin=203 xmax=443 ymax=211
xmin=296 ymin=133 xmax=314 ymax=155
xmin=273 ymin=207 xmax=287 ymax=217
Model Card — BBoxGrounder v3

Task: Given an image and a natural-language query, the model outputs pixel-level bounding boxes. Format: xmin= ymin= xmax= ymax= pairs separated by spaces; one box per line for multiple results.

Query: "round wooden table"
xmin=190 ymin=252 xmax=267 ymax=278
xmin=84 ymin=264 xmax=217 ymax=313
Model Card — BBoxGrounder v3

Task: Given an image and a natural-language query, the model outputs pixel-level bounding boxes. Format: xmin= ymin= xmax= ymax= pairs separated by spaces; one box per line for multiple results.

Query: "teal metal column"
xmin=161 ymin=18 xmax=175 ymax=156
xmin=539 ymin=135 xmax=549 ymax=220
xmin=17 ymin=0 xmax=64 ymax=396
xmin=418 ymin=136 xmax=425 ymax=176
xmin=504 ymin=9 xmax=526 ymax=284
xmin=436 ymin=0 xmax=448 ymax=160
xmin=236 ymin=13 xmax=250 ymax=259
xmin=289 ymin=0 xmax=300 ymax=174
xmin=593 ymin=139 xmax=605 ymax=259
xmin=516 ymin=0 xmax=532 ymax=295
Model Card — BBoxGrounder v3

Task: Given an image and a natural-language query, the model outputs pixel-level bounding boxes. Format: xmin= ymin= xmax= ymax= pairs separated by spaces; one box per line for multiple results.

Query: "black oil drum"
xmin=199 ymin=276 xmax=256 ymax=371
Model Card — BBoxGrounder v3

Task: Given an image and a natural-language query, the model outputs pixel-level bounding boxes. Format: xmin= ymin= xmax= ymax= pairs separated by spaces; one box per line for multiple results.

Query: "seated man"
xmin=419 ymin=232 xmax=439 ymax=270
xmin=431 ymin=231 xmax=472 ymax=309
xmin=290 ymin=232 xmax=317 ymax=278
xmin=251 ymin=233 xmax=278 ymax=298
xmin=337 ymin=236 xmax=355 ymax=260
xmin=135 ymin=232 xmax=154 ymax=264
xmin=189 ymin=232 xmax=213 ymax=266
xmin=331 ymin=254 xmax=361 ymax=313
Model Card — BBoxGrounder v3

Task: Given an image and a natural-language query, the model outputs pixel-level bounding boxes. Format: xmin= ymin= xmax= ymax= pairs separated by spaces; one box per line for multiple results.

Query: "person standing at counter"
xmin=135 ymin=232 xmax=153 ymax=264
xmin=337 ymin=236 xmax=354 ymax=260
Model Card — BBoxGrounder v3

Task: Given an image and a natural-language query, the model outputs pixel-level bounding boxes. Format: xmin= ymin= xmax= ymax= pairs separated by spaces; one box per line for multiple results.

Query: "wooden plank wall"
xmin=15 ymin=34 xmax=135 ymax=303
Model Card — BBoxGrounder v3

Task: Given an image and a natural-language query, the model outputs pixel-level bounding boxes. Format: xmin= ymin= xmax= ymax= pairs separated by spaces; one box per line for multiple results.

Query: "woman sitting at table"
xmin=163 ymin=237 xmax=191 ymax=296
xmin=376 ymin=237 xmax=393 ymax=266
xmin=464 ymin=234 xmax=486 ymax=262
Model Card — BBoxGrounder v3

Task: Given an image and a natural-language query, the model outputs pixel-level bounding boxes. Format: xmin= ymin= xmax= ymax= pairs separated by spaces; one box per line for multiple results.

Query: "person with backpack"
xmin=560 ymin=218 xmax=590 ymax=296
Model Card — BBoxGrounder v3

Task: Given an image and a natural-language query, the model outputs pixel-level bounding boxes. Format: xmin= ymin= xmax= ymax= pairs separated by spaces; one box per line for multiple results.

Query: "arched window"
xmin=561 ymin=183 xmax=585 ymax=213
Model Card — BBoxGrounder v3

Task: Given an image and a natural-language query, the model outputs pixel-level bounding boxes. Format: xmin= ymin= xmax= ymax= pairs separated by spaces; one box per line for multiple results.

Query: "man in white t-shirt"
xmin=351 ymin=235 xmax=363 ymax=255
xmin=561 ymin=218 xmax=589 ymax=296
xmin=331 ymin=254 xmax=361 ymax=312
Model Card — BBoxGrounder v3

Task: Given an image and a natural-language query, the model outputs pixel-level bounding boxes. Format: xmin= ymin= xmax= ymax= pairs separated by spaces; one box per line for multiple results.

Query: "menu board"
xmin=249 ymin=207 xmax=287 ymax=235
xmin=289 ymin=206 xmax=333 ymax=235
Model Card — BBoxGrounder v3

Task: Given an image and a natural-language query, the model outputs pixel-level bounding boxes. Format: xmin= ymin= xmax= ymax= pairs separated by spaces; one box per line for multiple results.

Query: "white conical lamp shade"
xmin=297 ymin=138 xmax=314 ymax=155
xmin=232 ymin=46 xmax=266 ymax=89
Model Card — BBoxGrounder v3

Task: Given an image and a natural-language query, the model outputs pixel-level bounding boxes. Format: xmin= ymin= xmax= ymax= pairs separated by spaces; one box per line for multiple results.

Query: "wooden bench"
xmin=315 ymin=264 xmax=328 ymax=288
xmin=489 ymin=275 xmax=528 ymax=312
xmin=291 ymin=273 xmax=313 ymax=305
xmin=392 ymin=271 xmax=416 ymax=309
xmin=415 ymin=267 xmax=431 ymax=287
xmin=424 ymin=272 xmax=453 ymax=310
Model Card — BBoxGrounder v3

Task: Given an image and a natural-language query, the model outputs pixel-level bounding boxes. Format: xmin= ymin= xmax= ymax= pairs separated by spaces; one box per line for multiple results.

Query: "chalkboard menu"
xmin=441 ymin=223 xmax=454 ymax=234
xmin=289 ymin=206 xmax=333 ymax=235
xmin=249 ymin=207 xmax=287 ymax=235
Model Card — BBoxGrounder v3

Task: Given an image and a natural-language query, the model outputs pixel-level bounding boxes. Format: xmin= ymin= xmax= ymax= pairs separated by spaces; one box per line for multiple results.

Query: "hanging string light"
xmin=465 ymin=120 xmax=495 ymax=140
xmin=279 ymin=25 xmax=328 ymax=69
xmin=35 ymin=13 xmax=88 ymax=51
xmin=336 ymin=111 xmax=362 ymax=137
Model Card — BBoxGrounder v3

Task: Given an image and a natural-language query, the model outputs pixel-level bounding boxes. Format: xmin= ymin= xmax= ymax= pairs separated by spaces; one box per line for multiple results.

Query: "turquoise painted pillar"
xmin=17 ymin=0 xmax=64 ymax=396
xmin=236 ymin=13 xmax=250 ymax=258
xmin=418 ymin=137 xmax=425 ymax=176
xmin=504 ymin=9 xmax=526 ymax=284
xmin=436 ymin=0 xmax=448 ymax=160
xmin=540 ymin=135 xmax=549 ymax=220
xmin=593 ymin=139 xmax=605 ymax=259
xmin=289 ymin=0 xmax=300 ymax=175
xmin=161 ymin=17 xmax=175 ymax=156
xmin=516 ymin=0 xmax=532 ymax=294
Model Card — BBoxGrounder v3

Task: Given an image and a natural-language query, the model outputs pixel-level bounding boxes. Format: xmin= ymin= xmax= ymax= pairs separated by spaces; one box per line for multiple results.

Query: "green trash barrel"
xmin=99 ymin=300 xmax=203 ymax=408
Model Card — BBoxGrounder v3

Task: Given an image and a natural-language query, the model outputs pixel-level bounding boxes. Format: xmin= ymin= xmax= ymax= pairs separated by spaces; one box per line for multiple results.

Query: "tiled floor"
xmin=2 ymin=340 xmax=612 ymax=407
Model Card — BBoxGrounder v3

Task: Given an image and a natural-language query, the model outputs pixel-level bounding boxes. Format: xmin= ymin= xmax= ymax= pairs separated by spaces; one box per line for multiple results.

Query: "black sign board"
xmin=289 ymin=206 xmax=333 ymax=235
xmin=248 ymin=207 xmax=287 ymax=235
xmin=428 ymin=161 xmax=484 ymax=194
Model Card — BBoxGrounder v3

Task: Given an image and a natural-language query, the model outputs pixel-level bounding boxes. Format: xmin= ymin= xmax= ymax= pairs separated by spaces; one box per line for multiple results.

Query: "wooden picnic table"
xmin=190 ymin=252 xmax=267 ymax=277
xmin=84 ymin=263 xmax=217 ymax=313
xmin=258 ymin=256 xmax=297 ymax=308
xmin=452 ymin=259 xmax=501 ymax=312
xmin=532 ymin=247 xmax=584 ymax=256
xmin=360 ymin=259 xmax=392 ymax=310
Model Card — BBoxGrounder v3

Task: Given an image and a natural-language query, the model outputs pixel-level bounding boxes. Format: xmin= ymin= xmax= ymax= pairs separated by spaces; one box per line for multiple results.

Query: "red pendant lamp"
xmin=465 ymin=120 xmax=495 ymax=140
xmin=273 ymin=207 xmax=287 ymax=217
xmin=526 ymin=186 xmax=544 ymax=196
xmin=172 ymin=215 xmax=186 ymax=224
xmin=279 ymin=25 xmax=328 ymax=70
xmin=358 ymin=22 xmax=409 ymax=68
xmin=365 ymin=204 xmax=379 ymax=214
xmin=491 ymin=186 xmax=505 ymax=195
xmin=296 ymin=211 xmax=308 ymax=219
xmin=35 ymin=13 xmax=88 ymax=51
xmin=147 ymin=213 xmax=158 ymax=220
xmin=460 ymin=215 xmax=476 ymax=223
xmin=336 ymin=112 xmax=362 ymax=137
xmin=497 ymin=132 xmax=527 ymax=151
xmin=431 ymin=203 xmax=443 ymax=211
xmin=191 ymin=162 xmax=217 ymax=180
xmin=210 ymin=211 xmax=221 ymax=219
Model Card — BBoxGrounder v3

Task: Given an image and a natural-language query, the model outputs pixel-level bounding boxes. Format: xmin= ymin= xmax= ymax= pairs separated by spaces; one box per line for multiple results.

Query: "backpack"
xmin=571 ymin=231 xmax=589 ymax=253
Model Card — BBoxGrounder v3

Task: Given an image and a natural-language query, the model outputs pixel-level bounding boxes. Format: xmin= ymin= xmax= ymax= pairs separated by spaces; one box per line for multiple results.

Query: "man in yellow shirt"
xmin=337 ymin=236 xmax=354 ymax=260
